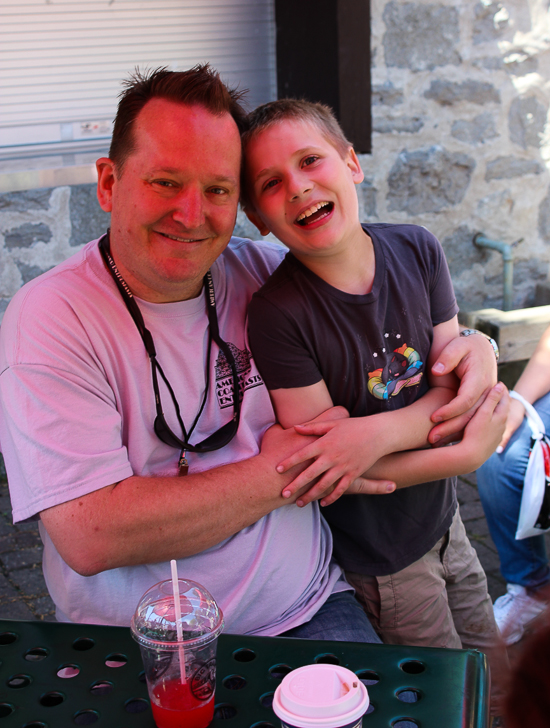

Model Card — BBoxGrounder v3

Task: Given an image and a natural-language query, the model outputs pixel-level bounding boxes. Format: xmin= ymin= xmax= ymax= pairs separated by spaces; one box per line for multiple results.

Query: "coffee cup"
xmin=272 ymin=664 xmax=369 ymax=728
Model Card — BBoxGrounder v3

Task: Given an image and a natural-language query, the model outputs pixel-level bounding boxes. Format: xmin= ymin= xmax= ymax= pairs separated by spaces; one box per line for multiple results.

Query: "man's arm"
xmin=39 ymin=423 xmax=316 ymax=577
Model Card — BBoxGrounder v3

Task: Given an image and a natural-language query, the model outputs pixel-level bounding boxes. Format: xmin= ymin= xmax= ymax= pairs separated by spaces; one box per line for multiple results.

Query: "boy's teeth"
xmin=297 ymin=201 xmax=329 ymax=222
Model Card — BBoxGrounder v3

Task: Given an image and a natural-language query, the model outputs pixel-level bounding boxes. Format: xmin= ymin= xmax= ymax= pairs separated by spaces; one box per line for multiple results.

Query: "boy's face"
xmin=244 ymin=119 xmax=364 ymax=260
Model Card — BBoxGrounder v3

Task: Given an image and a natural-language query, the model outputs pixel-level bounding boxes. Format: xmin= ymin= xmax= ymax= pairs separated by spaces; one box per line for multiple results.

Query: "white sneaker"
xmin=493 ymin=583 xmax=547 ymax=645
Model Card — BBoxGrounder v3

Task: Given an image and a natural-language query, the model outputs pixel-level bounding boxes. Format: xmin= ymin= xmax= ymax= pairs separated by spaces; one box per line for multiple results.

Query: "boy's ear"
xmin=346 ymin=148 xmax=364 ymax=185
xmin=244 ymin=207 xmax=271 ymax=237
xmin=96 ymin=158 xmax=117 ymax=212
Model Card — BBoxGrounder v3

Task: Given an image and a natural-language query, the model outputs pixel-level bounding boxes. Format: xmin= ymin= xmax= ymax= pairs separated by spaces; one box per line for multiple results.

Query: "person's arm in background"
xmin=496 ymin=324 xmax=550 ymax=452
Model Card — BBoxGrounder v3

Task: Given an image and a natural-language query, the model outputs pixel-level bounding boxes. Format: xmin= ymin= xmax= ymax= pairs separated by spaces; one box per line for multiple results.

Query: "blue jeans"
xmin=280 ymin=590 xmax=381 ymax=643
xmin=477 ymin=391 xmax=550 ymax=593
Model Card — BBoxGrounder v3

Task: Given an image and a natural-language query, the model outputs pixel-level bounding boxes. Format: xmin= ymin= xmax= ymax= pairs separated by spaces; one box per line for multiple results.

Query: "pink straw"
xmin=170 ymin=560 xmax=187 ymax=684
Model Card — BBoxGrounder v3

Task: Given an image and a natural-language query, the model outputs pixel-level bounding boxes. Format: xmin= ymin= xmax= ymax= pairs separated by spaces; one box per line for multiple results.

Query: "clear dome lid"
xmin=130 ymin=578 xmax=224 ymax=651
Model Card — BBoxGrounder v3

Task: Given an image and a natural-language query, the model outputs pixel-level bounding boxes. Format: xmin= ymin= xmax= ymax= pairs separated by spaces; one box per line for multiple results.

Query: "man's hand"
xmin=429 ymin=333 xmax=497 ymax=446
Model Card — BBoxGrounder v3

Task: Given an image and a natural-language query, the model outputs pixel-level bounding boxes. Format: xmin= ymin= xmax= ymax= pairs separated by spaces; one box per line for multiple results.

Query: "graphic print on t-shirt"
xmin=367 ymin=333 xmax=423 ymax=401
xmin=215 ymin=343 xmax=265 ymax=409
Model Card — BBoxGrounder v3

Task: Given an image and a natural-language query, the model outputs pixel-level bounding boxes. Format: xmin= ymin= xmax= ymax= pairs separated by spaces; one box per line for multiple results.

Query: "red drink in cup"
xmin=151 ymin=680 xmax=214 ymax=728
xmin=131 ymin=578 xmax=223 ymax=728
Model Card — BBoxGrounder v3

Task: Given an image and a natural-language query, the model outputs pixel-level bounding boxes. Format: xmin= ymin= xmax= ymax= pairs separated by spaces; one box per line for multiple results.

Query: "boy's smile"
xmin=244 ymin=120 xmax=365 ymax=263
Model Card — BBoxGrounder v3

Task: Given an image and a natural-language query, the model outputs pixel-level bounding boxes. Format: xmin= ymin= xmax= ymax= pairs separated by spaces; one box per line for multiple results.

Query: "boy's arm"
xmin=272 ymin=317 xmax=460 ymax=506
xmin=353 ymin=382 xmax=508 ymax=490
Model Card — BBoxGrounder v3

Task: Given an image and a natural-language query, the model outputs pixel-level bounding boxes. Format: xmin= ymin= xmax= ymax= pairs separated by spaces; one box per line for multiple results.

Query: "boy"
xmin=242 ymin=99 xmax=507 ymax=663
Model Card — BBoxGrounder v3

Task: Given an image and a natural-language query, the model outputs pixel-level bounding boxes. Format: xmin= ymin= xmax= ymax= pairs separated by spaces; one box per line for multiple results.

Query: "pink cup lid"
xmin=272 ymin=664 xmax=369 ymax=727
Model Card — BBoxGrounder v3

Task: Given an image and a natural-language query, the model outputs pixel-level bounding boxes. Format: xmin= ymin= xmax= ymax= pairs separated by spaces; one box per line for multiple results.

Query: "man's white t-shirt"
xmin=0 ymin=236 xmax=345 ymax=631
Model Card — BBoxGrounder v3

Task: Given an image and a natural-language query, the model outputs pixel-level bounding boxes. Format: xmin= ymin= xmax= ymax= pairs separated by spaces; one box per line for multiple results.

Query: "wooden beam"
xmin=459 ymin=306 xmax=550 ymax=363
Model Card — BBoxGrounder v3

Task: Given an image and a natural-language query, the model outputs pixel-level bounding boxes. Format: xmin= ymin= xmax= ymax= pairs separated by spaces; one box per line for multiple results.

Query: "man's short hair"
xmin=240 ymin=98 xmax=352 ymax=210
xmin=109 ymin=65 xmax=248 ymax=173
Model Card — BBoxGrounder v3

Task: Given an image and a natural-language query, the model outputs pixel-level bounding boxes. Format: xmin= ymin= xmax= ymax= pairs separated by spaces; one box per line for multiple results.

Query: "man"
xmin=0 ymin=67 xmax=497 ymax=635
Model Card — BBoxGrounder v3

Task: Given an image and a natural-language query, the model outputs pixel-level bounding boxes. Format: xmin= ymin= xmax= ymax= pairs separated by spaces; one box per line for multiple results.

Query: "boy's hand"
xmin=455 ymin=382 xmax=509 ymax=468
xmin=276 ymin=417 xmax=396 ymax=507
xmin=429 ymin=333 xmax=497 ymax=445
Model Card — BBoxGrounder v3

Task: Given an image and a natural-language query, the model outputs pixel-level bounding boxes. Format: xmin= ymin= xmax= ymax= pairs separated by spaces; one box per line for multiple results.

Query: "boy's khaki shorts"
xmin=345 ymin=507 xmax=495 ymax=649
xmin=345 ymin=506 xmax=508 ymax=714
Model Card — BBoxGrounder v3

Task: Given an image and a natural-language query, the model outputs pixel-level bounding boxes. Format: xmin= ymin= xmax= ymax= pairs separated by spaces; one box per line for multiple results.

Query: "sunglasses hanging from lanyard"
xmin=99 ymin=232 xmax=241 ymax=475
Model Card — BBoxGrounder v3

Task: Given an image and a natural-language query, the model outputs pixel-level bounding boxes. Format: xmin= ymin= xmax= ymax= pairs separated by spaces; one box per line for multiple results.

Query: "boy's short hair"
xmin=110 ymin=65 xmax=248 ymax=174
xmin=241 ymin=98 xmax=352 ymax=210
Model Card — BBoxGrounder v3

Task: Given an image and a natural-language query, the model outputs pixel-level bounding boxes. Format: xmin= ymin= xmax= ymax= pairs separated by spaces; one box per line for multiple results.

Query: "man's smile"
xmin=157 ymin=231 xmax=209 ymax=244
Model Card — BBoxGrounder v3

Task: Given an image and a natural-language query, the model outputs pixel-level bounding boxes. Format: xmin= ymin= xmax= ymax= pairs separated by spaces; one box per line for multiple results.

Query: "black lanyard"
xmin=98 ymin=232 xmax=241 ymax=474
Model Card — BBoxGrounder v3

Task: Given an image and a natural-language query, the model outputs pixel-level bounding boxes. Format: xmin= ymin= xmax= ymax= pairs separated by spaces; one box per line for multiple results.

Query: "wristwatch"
xmin=460 ymin=328 xmax=499 ymax=362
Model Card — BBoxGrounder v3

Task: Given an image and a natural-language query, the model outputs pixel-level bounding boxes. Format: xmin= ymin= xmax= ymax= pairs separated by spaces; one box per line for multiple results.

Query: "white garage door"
xmin=0 ymin=0 xmax=276 ymax=157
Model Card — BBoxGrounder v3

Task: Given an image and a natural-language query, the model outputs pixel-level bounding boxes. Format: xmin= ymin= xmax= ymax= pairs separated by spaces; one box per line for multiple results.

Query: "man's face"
xmin=97 ymin=99 xmax=241 ymax=302
xmin=244 ymin=119 xmax=363 ymax=263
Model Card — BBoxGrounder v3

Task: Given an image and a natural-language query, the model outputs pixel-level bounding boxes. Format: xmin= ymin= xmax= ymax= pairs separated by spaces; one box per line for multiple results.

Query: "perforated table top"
xmin=0 ymin=618 xmax=489 ymax=727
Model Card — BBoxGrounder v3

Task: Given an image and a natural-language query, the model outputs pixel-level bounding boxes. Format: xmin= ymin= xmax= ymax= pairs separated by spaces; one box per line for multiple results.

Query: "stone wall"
xmin=1 ymin=0 xmax=549 ymax=317
xmin=0 ymin=185 xmax=110 ymax=318
xmin=365 ymin=0 xmax=550 ymax=312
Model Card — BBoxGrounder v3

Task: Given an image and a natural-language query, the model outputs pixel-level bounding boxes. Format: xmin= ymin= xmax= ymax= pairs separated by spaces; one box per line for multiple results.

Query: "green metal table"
xmin=0 ymin=618 xmax=489 ymax=727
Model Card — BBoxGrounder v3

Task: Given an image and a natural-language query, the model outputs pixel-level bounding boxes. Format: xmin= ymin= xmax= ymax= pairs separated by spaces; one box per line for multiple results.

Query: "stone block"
xmin=31 ymin=595 xmax=56 ymax=620
xmin=0 ymin=494 xmax=12 ymax=519
xmin=382 ymin=1 xmax=460 ymax=71
xmin=513 ymin=258 xmax=548 ymax=291
xmin=473 ymin=1 xmax=510 ymax=45
xmin=16 ymin=262 xmax=51 ymax=286
xmin=459 ymin=500 xmax=486 ymax=522
xmin=485 ymin=156 xmax=543 ymax=181
xmin=424 ymin=80 xmax=500 ymax=106
xmin=358 ymin=179 xmax=377 ymax=219
xmin=0 ymin=188 xmax=51 ymax=213
xmin=1 ymin=547 xmax=42 ymax=571
xmin=373 ymin=117 xmax=424 ymax=134
xmin=465 ymin=517 xmax=490 ymax=538
xmin=387 ymin=146 xmax=475 ymax=215
xmin=457 ymin=479 xmax=480 ymax=504
xmin=69 ymin=183 xmax=111 ymax=247
xmin=503 ymin=52 xmax=538 ymax=77
xmin=9 ymin=567 xmax=48 ymax=597
xmin=0 ymin=536 xmax=16 ymax=554
xmin=509 ymin=96 xmax=547 ymax=150
xmin=534 ymin=283 xmax=550 ymax=307
xmin=451 ymin=113 xmax=497 ymax=145
xmin=4 ymin=222 xmax=52 ymax=250
xmin=372 ymin=81 xmax=403 ymax=107
xmin=539 ymin=188 xmax=550 ymax=243
xmin=0 ymin=598 xmax=35 ymax=621
xmin=0 ymin=573 xmax=19 ymax=600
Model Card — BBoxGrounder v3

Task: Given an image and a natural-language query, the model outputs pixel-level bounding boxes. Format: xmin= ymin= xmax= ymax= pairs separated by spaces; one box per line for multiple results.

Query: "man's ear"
xmin=96 ymin=158 xmax=117 ymax=213
xmin=244 ymin=206 xmax=271 ymax=237
xmin=346 ymin=148 xmax=364 ymax=185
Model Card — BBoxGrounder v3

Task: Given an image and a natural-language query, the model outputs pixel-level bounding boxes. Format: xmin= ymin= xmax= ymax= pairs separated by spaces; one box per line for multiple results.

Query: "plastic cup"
xmin=130 ymin=578 xmax=224 ymax=728
xmin=272 ymin=664 xmax=369 ymax=728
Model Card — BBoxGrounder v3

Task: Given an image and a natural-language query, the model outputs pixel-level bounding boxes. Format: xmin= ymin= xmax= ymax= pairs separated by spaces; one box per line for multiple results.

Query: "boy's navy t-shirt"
xmin=248 ymin=223 xmax=460 ymax=576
